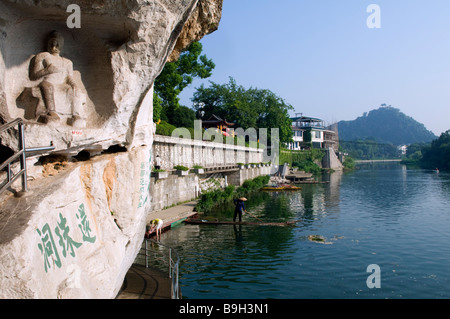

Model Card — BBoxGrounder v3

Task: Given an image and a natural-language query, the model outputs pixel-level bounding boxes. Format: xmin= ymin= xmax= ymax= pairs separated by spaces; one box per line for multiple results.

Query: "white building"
xmin=398 ymin=145 xmax=408 ymax=156
xmin=288 ymin=115 xmax=339 ymax=151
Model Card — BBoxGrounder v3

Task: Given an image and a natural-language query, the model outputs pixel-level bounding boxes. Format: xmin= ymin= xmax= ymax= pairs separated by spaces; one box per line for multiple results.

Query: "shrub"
xmin=293 ymin=160 xmax=321 ymax=174
xmin=195 ymin=176 xmax=269 ymax=213
xmin=174 ymin=165 xmax=189 ymax=171
xmin=156 ymin=120 xmax=176 ymax=136
xmin=343 ymin=156 xmax=356 ymax=169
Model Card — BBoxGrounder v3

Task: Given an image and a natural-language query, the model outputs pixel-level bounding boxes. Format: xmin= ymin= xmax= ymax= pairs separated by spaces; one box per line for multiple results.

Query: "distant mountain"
xmin=337 ymin=106 xmax=437 ymax=145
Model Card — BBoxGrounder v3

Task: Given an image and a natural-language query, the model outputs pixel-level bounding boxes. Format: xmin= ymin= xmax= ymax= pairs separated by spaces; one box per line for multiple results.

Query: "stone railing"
xmin=152 ymin=135 xmax=265 ymax=171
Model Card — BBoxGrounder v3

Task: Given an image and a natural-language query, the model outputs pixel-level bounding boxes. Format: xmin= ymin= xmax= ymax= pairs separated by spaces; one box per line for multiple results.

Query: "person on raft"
xmin=233 ymin=197 xmax=248 ymax=222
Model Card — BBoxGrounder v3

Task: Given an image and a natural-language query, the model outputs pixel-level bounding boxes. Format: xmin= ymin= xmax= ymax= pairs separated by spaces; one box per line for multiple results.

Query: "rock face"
xmin=0 ymin=147 xmax=153 ymax=298
xmin=0 ymin=0 xmax=222 ymax=298
xmin=0 ymin=0 xmax=222 ymax=154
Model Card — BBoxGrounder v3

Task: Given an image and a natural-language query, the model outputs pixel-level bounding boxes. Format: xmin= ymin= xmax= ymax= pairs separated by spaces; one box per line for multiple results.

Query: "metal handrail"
xmin=0 ymin=119 xmax=27 ymax=194
xmin=136 ymin=238 xmax=181 ymax=299
xmin=0 ymin=119 xmax=55 ymax=196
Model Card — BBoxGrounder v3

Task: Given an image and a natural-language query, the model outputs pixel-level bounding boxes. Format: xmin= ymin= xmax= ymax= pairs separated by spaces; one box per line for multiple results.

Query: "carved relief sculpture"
xmin=27 ymin=31 xmax=86 ymax=127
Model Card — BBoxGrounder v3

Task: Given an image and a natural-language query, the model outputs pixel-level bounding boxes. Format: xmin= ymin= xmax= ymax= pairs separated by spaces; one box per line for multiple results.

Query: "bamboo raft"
xmin=184 ymin=219 xmax=302 ymax=227
xmin=261 ymin=185 xmax=302 ymax=191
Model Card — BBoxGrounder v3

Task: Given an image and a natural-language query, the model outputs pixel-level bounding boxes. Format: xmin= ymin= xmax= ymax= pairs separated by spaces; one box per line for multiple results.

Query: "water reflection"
xmin=162 ymin=173 xmax=347 ymax=297
xmin=343 ymin=163 xmax=430 ymax=220
xmin=160 ymin=163 xmax=450 ymax=298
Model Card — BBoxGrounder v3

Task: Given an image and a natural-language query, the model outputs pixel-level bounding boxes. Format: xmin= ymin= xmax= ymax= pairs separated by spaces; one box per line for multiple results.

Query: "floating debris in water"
xmin=306 ymin=235 xmax=344 ymax=244
xmin=308 ymin=235 xmax=330 ymax=244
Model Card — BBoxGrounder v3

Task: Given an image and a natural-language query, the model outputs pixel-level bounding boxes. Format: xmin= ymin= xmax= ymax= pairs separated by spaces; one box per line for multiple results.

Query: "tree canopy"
xmin=340 ymin=138 xmax=401 ymax=160
xmin=401 ymin=130 xmax=450 ymax=170
xmin=192 ymin=77 xmax=294 ymax=145
xmin=420 ymin=130 xmax=450 ymax=170
xmin=154 ymin=41 xmax=215 ymax=124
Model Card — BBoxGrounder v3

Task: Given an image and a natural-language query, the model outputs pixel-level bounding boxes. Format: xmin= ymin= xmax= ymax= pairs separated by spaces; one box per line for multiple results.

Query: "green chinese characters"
xmin=37 ymin=203 xmax=96 ymax=273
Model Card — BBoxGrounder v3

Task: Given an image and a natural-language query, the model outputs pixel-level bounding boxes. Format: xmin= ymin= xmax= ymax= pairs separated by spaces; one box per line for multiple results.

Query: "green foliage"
xmin=174 ymin=165 xmax=189 ymax=171
xmin=280 ymin=149 xmax=324 ymax=174
xmin=337 ymin=104 xmax=436 ymax=160
xmin=342 ymin=156 xmax=356 ymax=169
xmin=401 ymin=131 xmax=450 ymax=170
xmin=280 ymin=149 xmax=324 ymax=165
xmin=340 ymin=138 xmax=400 ymax=160
xmin=153 ymin=92 xmax=163 ymax=122
xmin=338 ymin=105 xmax=437 ymax=145
xmin=170 ymin=106 xmax=197 ymax=128
xmin=154 ymin=42 xmax=215 ymax=124
xmin=420 ymin=130 xmax=450 ymax=170
xmin=195 ymin=185 xmax=236 ymax=213
xmin=236 ymin=175 xmax=269 ymax=195
xmin=292 ymin=160 xmax=322 ymax=174
xmin=401 ymin=142 xmax=426 ymax=165
xmin=155 ymin=120 xmax=176 ymax=136
xmin=192 ymin=77 xmax=294 ymax=145
xmin=195 ymin=175 xmax=270 ymax=213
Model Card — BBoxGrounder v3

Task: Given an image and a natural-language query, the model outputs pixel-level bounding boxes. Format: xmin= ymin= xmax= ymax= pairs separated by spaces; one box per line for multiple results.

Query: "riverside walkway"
xmin=146 ymin=200 xmax=198 ymax=233
xmin=116 ymin=264 xmax=172 ymax=299
xmin=116 ymin=201 xmax=198 ymax=299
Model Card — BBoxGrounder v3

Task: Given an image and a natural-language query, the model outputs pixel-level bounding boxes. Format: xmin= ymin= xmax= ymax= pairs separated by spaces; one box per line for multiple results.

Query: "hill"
xmin=337 ymin=106 xmax=437 ymax=145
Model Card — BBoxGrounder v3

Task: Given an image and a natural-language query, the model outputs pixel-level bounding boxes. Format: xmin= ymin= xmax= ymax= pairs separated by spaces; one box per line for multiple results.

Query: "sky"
xmin=179 ymin=0 xmax=450 ymax=136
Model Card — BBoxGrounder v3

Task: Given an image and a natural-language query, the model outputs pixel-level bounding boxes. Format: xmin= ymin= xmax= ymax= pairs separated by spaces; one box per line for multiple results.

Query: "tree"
xmin=192 ymin=77 xmax=294 ymax=145
xmin=420 ymin=130 xmax=450 ymax=170
xmin=154 ymin=42 xmax=215 ymax=123
xmin=171 ymin=106 xmax=197 ymax=128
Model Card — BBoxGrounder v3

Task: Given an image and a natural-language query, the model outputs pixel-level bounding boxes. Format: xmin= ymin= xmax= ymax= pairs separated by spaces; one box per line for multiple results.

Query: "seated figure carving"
xmin=28 ymin=31 xmax=86 ymax=127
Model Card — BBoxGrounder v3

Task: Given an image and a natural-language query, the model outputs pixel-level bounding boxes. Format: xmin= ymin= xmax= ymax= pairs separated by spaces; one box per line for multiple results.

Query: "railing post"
xmin=145 ymin=239 xmax=148 ymax=268
xmin=139 ymin=238 xmax=180 ymax=299
xmin=18 ymin=121 xmax=28 ymax=192
xmin=169 ymin=248 xmax=172 ymax=278
xmin=6 ymin=163 xmax=11 ymax=183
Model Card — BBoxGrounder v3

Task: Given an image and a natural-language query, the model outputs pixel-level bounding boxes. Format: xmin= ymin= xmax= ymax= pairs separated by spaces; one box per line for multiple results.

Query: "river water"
xmin=160 ymin=163 xmax=450 ymax=299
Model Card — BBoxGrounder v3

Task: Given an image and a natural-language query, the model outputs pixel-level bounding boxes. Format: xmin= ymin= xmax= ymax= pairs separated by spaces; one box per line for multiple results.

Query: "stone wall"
xmin=227 ymin=166 xmax=272 ymax=186
xmin=322 ymin=147 xmax=344 ymax=170
xmin=150 ymin=173 xmax=200 ymax=212
xmin=149 ymin=165 xmax=272 ymax=212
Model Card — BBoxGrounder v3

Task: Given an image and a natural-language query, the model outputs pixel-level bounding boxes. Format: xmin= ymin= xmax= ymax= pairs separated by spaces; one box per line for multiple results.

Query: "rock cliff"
xmin=0 ymin=0 xmax=222 ymax=298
